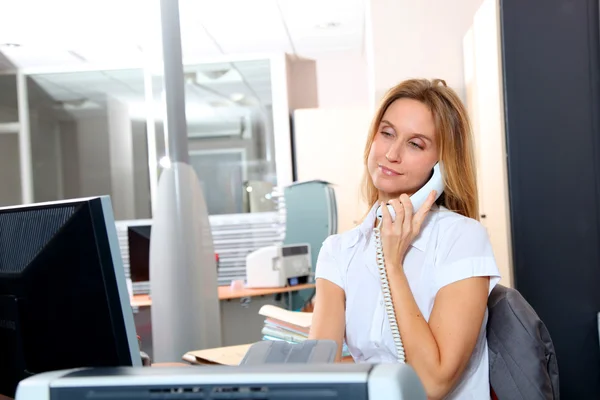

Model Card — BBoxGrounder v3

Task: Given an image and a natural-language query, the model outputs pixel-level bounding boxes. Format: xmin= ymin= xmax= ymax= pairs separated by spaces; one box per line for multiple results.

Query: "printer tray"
xmin=240 ymin=340 xmax=337 ymax=365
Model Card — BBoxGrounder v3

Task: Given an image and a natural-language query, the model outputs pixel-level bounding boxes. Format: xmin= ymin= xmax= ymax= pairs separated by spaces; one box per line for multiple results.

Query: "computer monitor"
xmin=0 ymin=196 xmax=141 ymax=397
xmin=128 ymin=225 xmax=151 ymax=283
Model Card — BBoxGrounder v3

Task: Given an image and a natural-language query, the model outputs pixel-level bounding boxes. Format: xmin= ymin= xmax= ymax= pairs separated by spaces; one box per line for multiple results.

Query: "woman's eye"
xmin=381 ymin=130 xmax=394 ymax=137
xmin=409 ymin=141 xmax=423 ymax=150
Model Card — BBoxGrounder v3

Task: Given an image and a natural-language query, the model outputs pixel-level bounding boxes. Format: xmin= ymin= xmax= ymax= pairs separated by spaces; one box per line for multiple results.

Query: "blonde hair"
xmin=362 ymin=78 xmax=479 ymax=220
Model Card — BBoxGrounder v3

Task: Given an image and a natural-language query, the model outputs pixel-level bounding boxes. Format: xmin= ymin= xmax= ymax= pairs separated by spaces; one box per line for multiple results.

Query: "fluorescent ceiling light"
xmin=315 ymin=21 xmax=341 ymax=29
xmin=195 ymin=68 xmax=243 ymax=84
xmin=201 ymin=69 xmax=230 ymax=80
xmin=230 ymin=93 xmax=245 ymax=102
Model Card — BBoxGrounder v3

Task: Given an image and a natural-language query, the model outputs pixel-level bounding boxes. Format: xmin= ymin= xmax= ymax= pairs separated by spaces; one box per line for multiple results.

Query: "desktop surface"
xmin=131 ymin=283 xmax=316 ymax=307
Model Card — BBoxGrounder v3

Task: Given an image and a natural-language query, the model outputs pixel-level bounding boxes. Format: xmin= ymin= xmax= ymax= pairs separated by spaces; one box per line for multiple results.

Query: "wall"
xmin=314 ymin=50 xmax=370 ymax=108
xmin=366 ymin=0 xmax=485 ymax=103
xmin=286 ymin=56 xmax=319 ymax=110
xmin=293 ymin=107 xmax=371 ymax=234
xmin=29 ymin=107 xmax=62 ymax=202
xmin=463 ymin=0 xmax=513 ymax=288
xmin=0 ymin=134 xmax=21 ymax=206
xmin=24 ymin=78 xmax=64 ymax=203
xmin=58 ymin=108 xmax=150 ymax=219
xmin=59 ymin=120 xmax=80 ymax=199
xmin=0 ymin=75 xmax=20 ymax=205
xmin=73 ymin=112 xmax=112 ymax=197
xmin=132 ymin=120 xmax=151 ymax=219
xmin=107 ymin=97 xmax=136 ymax=220
xmin=0 ymin=74 xmax=18 ymax=123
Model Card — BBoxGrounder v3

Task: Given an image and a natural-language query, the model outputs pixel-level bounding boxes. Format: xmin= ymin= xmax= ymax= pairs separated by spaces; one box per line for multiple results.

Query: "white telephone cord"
xmin=374 ymin=217 xmax=406 ymax=363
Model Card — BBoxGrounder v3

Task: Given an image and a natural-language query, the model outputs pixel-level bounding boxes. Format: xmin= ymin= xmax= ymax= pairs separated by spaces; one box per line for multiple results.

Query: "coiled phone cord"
xmin=373 ymin=217 xmax=406 ymax=363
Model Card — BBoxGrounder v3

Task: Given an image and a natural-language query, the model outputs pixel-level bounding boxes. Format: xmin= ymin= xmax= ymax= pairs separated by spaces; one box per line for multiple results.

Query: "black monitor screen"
xmin=0 ymin=197 xmax=140 ymax=397
xmin=128 ymin=225 xmax=151 ymax=283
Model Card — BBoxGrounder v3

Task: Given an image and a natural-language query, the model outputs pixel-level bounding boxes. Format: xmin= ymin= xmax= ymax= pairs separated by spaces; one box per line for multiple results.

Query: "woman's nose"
xmin=385 ymin=143 xmax=402 ymax=163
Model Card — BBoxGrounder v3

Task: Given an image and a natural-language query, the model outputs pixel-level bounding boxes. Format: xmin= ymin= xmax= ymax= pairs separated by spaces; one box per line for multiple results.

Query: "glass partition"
xmin=26 ymin=68 xmax=151 ymax=220
xmin=22 ymin=57 xmax=281 ymax=218
xmin=151 ymin=58 xmax=278 ymax=215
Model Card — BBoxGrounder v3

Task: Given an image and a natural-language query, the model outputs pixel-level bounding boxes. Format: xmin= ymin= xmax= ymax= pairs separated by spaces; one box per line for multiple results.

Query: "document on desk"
xmin=258 ymin=304 xmax=353 ymax=358
xmin=184 ymin=344 xmax=253 ymax=366
xmin=258 ymin=304 xmax=312 ymax=329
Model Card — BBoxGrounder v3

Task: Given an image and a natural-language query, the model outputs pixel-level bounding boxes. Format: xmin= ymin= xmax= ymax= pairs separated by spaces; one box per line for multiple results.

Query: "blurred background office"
xmin=1 ymin=0 xmax=599 ymax=398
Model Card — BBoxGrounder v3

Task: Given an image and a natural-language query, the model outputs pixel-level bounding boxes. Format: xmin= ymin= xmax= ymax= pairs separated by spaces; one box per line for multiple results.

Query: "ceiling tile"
xmin=0 ymin=0 xmax=365 ymax=70
xmin=183 ymin=0 xmax=293 ymax=54
xmin=277 ymin=0 xmax=365 ymax=54
xmin=179 ymin=8 xmax=225 ymax=60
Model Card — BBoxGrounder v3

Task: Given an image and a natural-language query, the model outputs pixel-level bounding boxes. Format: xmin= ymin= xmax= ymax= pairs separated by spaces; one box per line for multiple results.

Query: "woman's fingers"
xmin=388 ymin=199 xmax=404 ymax=230
xmin=414 ymin=190 xmax=437 ymax=230
xmin=399 ymin=194 xmax=413 ymax=236
xmin=380 ymin=201 xmax=393 ymax=231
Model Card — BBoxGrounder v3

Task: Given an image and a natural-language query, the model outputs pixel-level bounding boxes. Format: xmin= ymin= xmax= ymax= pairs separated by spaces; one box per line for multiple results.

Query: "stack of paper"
xmin=258 ymin=305 xmax=351 ymax=357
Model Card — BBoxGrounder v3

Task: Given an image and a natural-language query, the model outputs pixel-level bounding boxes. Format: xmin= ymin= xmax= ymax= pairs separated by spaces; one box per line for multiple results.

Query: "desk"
xmin=131 ymin=283 xmax=316 ymax=307
xmin=130 ymin=284 xmax=316 ymax=360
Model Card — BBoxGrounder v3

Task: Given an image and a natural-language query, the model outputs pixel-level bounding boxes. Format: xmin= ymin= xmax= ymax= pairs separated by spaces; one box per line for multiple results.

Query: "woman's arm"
xmin=387 ymin=269 xmax=489 ymax=400
xmin=308 ymin=278 xmax=346 ymax=362
xmin=379 ymin=192 xmax=492 ymax=399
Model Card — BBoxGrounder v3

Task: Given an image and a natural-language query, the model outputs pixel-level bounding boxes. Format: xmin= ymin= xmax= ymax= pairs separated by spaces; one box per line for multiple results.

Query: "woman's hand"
xmin=380 ymin=190 xmax=437 ymax=271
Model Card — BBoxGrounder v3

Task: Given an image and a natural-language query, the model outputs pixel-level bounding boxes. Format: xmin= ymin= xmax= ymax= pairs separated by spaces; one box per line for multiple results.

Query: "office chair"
xmin=283 ymin=180 xmax=337 ymax=311
xmin=487 ymin=284 xmax=560 ymax=399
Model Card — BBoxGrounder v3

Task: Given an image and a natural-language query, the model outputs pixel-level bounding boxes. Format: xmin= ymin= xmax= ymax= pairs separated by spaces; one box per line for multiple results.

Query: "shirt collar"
xmin=357 ymin=202 xmax=439 ymax=252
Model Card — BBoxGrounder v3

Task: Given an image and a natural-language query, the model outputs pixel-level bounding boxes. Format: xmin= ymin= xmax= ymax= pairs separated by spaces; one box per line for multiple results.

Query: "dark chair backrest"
xmin=487 ymin=284 xmax=560 ymax=399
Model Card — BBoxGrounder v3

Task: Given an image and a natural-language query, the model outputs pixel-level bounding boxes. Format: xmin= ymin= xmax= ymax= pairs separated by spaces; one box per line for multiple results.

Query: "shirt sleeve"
xmin=314 ymin=235 xmax=345 ymax=290
xmin=432 ymin=218 xmax=501 ymax=295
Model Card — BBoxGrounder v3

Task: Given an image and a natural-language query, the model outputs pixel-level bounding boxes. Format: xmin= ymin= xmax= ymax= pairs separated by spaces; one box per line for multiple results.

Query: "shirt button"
xmin=380 ymin=300 xmax=383 ymax=305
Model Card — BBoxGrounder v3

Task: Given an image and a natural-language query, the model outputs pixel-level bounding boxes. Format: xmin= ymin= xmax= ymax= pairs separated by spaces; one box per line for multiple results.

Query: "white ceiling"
xmin=0 ymin=0 xmax=365 ymax=70
xmin=0 ymin=0 xmax=364 ymax=121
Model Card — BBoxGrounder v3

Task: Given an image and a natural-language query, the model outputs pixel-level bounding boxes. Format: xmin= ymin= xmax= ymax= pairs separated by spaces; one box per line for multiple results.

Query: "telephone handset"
xmin=376 ymin=162 xmax=445 ymax=220
xmin=374 ymin=162 xmax=445 ymax=363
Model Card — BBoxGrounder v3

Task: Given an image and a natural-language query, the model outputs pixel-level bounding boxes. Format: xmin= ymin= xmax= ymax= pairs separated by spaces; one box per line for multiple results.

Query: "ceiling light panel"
xmin=179 ymin=3 xmax=226 ymax=59
xmin=0 ymin=0 xmax=161 ymax=67
xmin=0 ymin=0 xmax=150 ymax=48
xmin=276 ymin=0 xmax=365 ymax=54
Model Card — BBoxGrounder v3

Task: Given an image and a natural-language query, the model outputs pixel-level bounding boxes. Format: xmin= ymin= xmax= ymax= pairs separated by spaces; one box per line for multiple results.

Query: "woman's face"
xmin=367 ymin=98 xmax=439 ymax=202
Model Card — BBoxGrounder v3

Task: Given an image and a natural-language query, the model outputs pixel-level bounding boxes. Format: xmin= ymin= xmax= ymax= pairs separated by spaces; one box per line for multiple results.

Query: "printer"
xmin=15 ymin=363 xmax=427 ymax=400
xmin=245 ymin=243 xmax=311 ymax=288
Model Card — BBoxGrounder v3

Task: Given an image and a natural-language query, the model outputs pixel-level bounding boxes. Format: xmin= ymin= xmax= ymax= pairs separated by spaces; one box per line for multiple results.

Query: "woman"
xmin=309 ymin=79 xmax=501 ymax=400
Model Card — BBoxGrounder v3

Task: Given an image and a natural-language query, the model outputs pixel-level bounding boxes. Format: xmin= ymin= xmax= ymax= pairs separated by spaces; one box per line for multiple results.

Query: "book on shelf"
xmin=258 ymin=304 xmax=351 ymax=358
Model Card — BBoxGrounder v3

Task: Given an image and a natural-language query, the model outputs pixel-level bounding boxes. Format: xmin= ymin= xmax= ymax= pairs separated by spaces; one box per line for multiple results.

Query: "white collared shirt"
xmin=315 ymin=203 xmax=501 ymax=399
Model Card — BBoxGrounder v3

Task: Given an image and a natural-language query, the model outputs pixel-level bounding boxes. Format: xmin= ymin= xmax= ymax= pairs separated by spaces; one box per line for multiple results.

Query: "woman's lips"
xmin=379 ymin=165 xmax=402 ymax=176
